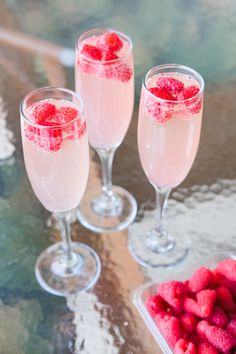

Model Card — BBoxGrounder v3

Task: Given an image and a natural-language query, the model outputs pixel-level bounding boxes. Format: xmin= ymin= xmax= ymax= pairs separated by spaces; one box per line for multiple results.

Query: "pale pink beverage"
xmin=128 ymin=65 xmax=204 ymax=269
xmin=21 ymin=98 xmax=89 ymax=213
xmin=138 ymin=70 xmax=203 ymax=189
xmin=76 ymin=29 xmax=134 ymax=149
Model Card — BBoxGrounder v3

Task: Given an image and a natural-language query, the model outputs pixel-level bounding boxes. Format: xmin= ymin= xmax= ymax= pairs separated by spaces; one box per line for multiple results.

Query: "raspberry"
xmin=178 ymin=85 xmax=200 ymax=100
xmin=98 ymin=63 xmax=132 ymax=83
xmin=183 ymin=289 xmax=216 ymax=318
xmin=55 ymin=107 xmax=78 ymax=124
xmin=196 ymin=320 xmax=209 ymax=342
xmin=116 ymin=64 xmax=132 ymax=82
xmin=197 ymin=342 xmax=219 ymax=354
xmin=189 ymin=266 xmax=213 ymax=293
xmin=180 ymin=313 xmax=198 ymax=334
xmin=218 ymin=276 xmax=236 ymax=296
xmin=184 ymin=281 xmax=194 ymax=297
xmin=216 ymin=259 xmax=236 ymax=282
xmin=155 ymin=313 xmax=182 ymax=348
xmin=207 ymin=306 xmax=228 ymax=328
xmin=25 ymin=125 xmax=62 ymax=152
xmin=204 ymin=323 xmax=236 ymax=353
xmin=226 ymin=319 xmax=236 ymax=336
xmin=158 ymin=281 xmax=185 ymax=315
xmin=174 ymin=338 xmax=196 ymax=354
xmin=101 ymin=50 xmax=118 ymax=61
xmin=149 ymin=87 xmax=175 ymax=101
xmin=144 ymin=88 xmax=175 ymax=124
xmin=27 ymin=102 xmax=56 ymax=124
xmin=97 ymin=32 xmax=123 ymax=52
xmin=177 ymin=85 xmax=202 ymax=114
xmin=80 ymin=44 xmax=102 ymax=61
xmin=216 ymin=287 xmax=236 ymax=313
xmin=156 ymin=76 xmax=184 ymax=95
xmin=146 ymin=295 xmax=168 ymax=317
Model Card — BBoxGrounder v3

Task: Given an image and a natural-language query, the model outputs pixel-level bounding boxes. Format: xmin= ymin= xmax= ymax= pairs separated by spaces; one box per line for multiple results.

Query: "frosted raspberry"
xmin=116 ymin=64 xmax=132 ymax=82
xmin=180 ymin=313 xmax=198 ymax=334
xmin=177 ymin=85 xmax=202 ymax=114
xmin=189 ymin=266 xmax=213 ymax=293
xmin=207 ymin=306 xmax=228 ymax=328
xmin=25 ymin=125 xmax=62 ymax=152
xmin=183 ymin=289 xmax=216 ymax=318
xmin=149 ymin=87 xmax=175 ymax=101
xmin=156 ymin=76 xmax=184 ymax=95
xmin=101 ymin=50 xmax=118 ymax=61
xmin=216 ymin=287 xmax=236 ymax=313
xmin=226 ymin=319 xmax=236 ymax=336
xmin=97 ymin=32 xmax=123 ymax=52
xmin=158 ymin=281 xmax=185 ymax=315
xmin=27 ymin=102 xmax=56 ymax=124
xmin=144 ymin=88 xmax=175 ymax=124
xmin=97 ymin=63 xmax=132 ymax=83
xmin=145 ymin=295 xmax=168 ymax=317
xmin=178 ymin=85 xmax=200 ymax=100
xmin=174 ymin=338 xmax=196 ymax=354
xmin=197 ymin=342 xmax=219 ymax=354
xmin=204 ymin=323 xmax=236 ymax=352
xmin=80 ymin=44 xmax=102 ymax=60
xmin=24 ymin=103 xmax=82 ymax=151
xmin=155 ymin=313 xmax=182 ymax=348
xmin=216 ymin=259 xmax=236 ymax=282
xmin=55 ymin=107 xmax=78 ymax=124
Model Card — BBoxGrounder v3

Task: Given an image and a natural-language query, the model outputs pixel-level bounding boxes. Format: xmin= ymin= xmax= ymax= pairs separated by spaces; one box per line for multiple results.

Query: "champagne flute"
xmin=20 ymin=87 xmax=101 ymax=295
xmin=75 ymin=28 xmax=137 ymax=233
xmin=129 ymin=64 xmax=204 ymax=268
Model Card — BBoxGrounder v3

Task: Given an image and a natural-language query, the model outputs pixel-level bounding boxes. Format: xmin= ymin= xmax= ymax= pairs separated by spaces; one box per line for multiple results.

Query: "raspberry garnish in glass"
xmin=20 ymin=87 xmax=101 ymax=296
xmin=128 ymin=64 xmax=204 ymax=268
xmin=75 ymin=28 xmax=137 ymax=233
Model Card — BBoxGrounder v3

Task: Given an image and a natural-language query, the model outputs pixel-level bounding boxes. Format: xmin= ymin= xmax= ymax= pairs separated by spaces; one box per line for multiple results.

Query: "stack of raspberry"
xmin=25 ymin=101 xmax=85 ymax=152
xmin=145 ymin=77 xmax=202 ymax=124
xmin=146 ymin=259 xmax=236 ymax=353
xmin=78 ymin=31 xmax=132 ymax=82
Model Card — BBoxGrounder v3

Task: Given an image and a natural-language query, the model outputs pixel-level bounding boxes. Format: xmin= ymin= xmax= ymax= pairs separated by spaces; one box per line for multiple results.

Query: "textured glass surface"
xmin=1 ymin=0 xmax=236 ymax=353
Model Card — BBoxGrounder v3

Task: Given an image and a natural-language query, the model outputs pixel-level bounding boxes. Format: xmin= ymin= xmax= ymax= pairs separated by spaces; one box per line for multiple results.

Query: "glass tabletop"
xmin=1 ymin=0 xmax=236 ymax=353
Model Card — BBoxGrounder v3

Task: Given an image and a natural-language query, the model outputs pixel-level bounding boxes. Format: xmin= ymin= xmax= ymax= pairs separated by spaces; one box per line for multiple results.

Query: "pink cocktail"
xmin=20 ymin=87 xmax=101 ymax=296
xmin=139 ymin=71 xmax=202 ymax=189
xmin=23 ymin=99 xmax=89 ymax=213
xmin=75 ymin=28 xmax=137 ymax=233
xmin=129 ymin=64 xmax=204 ymax=268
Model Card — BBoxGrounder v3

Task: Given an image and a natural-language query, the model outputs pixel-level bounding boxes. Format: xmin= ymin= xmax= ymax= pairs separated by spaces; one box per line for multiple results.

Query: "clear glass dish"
xmin=133 ymin=253 xmax=236 ymax=353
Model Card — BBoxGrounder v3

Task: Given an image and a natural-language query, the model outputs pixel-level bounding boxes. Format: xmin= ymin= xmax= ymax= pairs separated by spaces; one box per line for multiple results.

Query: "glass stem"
xmin=154 ymin=187 xmax=171 ymax=235
xmin=56 ymin=211 xmax=73 ymax=262
xmin=97 ymin=148 xmax=116 ymax=198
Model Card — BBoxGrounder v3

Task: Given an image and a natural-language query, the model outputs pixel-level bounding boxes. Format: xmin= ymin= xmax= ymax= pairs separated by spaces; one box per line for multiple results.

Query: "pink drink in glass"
xmin=128 ymin=64 xmax=204 ymax=269
xmin=138 ymin=72 xmax=202 ymax=189
xmin=75 ymin=29 xmax=137 ymax=233
xmin=22 ymin=99 xmax=89 ymax=213
xmin=75 ymin=30 xmax=134 ymax=149
xmin=20 ymin=87 xmax=101 ymax=296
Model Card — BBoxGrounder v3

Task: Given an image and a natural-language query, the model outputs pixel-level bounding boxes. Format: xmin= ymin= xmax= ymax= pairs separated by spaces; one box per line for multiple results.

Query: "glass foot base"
xmin=35 ymin=242 xmax=101 ymax=296
xmin=128 ymin=225 xmax=190 ymax=268
xmin=77 ymin=186 xmax=137 ymax=233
